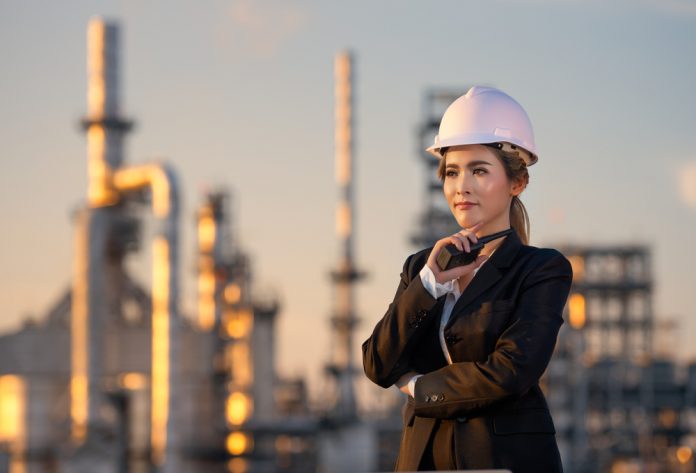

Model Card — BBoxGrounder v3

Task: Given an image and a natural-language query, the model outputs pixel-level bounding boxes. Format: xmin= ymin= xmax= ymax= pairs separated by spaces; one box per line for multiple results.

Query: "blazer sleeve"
xmin=413 ymin=249 xmax=573 ymax=418
xmin=362 ymin=251 xmax=440 ymax=388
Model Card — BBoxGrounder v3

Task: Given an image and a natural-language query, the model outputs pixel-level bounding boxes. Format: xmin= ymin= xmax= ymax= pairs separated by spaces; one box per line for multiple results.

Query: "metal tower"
xmin=72 ymin=17 xmax=182 ymax=472
xmin=549 ymin=244 xmax=656 ymax=472
xmin=325 ymin=50 xmax=365 ymax=422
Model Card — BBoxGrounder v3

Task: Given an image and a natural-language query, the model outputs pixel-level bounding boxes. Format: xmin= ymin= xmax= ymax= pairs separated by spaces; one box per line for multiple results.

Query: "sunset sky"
xmin=1 ymin=0 xmax=695 ymax=398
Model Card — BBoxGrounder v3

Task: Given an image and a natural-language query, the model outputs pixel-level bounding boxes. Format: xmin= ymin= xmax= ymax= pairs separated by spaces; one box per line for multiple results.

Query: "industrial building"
xmin=2 ymin=16 xmax=696 ymax=473
xmin=0 ymin=18 xmax=287 ymax=473
xmin=0 ymin=18 xmax=379 ymax=473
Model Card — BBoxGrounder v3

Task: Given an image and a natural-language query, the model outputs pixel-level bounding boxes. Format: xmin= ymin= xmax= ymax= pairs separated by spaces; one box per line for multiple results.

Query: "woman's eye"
xmin=473 ymin=168 xmax=487 ymax=175
xmin=445 ymin=170 xmax=458 ymax=177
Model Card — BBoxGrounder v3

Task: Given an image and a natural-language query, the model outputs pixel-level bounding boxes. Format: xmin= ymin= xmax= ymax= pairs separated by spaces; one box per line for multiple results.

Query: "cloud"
xmin=677 ymin=161 xmax=696 ymax=209
xmin=218 ymin=0 xmax=310 ymax=58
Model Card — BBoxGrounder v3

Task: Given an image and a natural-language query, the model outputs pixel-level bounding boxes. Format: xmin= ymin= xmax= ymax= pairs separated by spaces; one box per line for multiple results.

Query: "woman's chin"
xmin=457 ymin=218 xmax=485 ymax=230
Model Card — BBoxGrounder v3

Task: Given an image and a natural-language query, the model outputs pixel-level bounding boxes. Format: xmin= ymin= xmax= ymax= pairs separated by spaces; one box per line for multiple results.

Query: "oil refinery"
xmin=1 ymin=16 xmax=696 ymax=473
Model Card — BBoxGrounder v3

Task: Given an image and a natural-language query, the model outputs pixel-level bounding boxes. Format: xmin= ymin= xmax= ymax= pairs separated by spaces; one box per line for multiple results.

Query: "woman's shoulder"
xmin=401 ymin=246 xmax=435 ymax=278
xmin=519 ymin=244 xmax=573 ymax=279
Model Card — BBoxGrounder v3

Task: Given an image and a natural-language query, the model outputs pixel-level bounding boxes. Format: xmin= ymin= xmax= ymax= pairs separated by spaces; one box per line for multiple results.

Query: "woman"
xmin=362 ymin=86 xmax=572 ymax=472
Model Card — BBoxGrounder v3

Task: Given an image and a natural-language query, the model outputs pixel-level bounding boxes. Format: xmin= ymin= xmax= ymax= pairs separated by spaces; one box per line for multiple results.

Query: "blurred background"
xmin=1 ymin=1 xmax=695 ymax=472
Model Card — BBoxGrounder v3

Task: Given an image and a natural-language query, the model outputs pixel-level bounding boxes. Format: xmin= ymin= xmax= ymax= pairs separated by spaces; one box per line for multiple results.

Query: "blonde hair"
xmin=437 ymin=145 xmax=531 ymax=245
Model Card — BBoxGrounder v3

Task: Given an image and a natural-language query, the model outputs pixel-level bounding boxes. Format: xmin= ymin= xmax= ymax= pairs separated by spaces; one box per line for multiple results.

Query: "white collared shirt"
xmin=400 ymin=248 xmax=497 ymax=397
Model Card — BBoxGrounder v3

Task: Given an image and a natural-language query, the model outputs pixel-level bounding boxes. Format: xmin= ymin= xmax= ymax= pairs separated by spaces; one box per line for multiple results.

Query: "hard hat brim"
xmin=426 ymin=134 xmax=538 ymax=166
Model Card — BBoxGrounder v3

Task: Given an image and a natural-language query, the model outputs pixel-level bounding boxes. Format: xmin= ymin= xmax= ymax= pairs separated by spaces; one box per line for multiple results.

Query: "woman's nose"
xmin=456 ymin=173 xmax=472 ymax=194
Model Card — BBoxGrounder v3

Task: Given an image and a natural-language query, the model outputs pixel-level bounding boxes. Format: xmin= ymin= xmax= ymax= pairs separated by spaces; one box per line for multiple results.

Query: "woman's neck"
xmin=480 ymin=236 xmax=505 ymax=257
xmin=475 ymin=219 xmax=512 ymax=257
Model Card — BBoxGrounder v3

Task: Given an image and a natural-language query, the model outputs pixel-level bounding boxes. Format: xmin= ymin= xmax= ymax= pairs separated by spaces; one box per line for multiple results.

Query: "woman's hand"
xmin=396 ymin=371 xmax=418 ymax=397
xmin=426 ymin=221 xmax=490 ymax=285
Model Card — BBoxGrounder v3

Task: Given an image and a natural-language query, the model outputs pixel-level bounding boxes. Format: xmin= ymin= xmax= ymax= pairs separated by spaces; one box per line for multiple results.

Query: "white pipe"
xmin=113 ymin=163 xmax=180 ymax=472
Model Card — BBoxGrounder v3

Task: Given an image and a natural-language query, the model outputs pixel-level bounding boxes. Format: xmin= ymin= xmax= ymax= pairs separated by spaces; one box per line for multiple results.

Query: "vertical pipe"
xmin=113 ymin=164 xmax=180 ymax=472
xmin=86 ymin=18 xmax=123 ymax=207
xmin=71 ymin=208 xmax=109 ymax=443
xmin=197 ymin=203 xmax=218 ymax=332
xmin=332 ymin=50 xmax=357 ymax=418
xmin=73 ymin=16 xmax=131 ymax=445
xmin=70 ymin=209 xmax=89 ymax=442
xmin=0 ymin=375 xmax=26 ymax=473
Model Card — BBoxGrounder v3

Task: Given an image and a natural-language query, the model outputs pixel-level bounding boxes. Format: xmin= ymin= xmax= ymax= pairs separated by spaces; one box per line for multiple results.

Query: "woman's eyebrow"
xmin=446 ymin=160 xmax=493 ymax=169
xmin=466 ymin=160 xmax=493 ymax=167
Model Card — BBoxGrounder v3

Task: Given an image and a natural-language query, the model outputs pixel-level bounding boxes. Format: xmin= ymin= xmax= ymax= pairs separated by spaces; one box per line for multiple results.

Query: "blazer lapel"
xmin=447 ymin=230 xmax=523 ymax=321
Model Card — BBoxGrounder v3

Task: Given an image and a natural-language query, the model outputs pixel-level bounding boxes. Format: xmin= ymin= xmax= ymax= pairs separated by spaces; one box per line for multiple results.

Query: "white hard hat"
xmin=426 ymin=86 xmax=538 ymax=166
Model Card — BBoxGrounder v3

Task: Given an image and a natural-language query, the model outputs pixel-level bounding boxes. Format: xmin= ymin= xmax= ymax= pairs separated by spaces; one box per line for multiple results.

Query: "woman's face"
xmin=443 ymin=144 xmax=524 ymax=235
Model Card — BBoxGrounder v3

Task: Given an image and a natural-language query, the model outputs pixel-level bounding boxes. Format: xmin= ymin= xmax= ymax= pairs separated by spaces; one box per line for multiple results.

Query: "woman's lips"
xmin=455 ymin=203 xmax=477 ymax=209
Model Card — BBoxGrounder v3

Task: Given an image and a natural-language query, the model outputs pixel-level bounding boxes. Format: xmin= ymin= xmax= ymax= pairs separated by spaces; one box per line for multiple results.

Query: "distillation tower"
xmin=546 ymin=243 xmax=664 ymax=472
xmin=325 ymin=51 xmax=365 ymax=422
xmin=72 ymin=18 xmax=182 ymax=473
xmin=0 ymin=17 xmax=283 ymax=473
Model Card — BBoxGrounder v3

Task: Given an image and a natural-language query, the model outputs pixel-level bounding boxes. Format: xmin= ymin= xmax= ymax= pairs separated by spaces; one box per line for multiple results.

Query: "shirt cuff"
xmin=419 ymin=263 xmax=456 ymax=299
xmin=408 ymin=374 xmax=423 ymax=398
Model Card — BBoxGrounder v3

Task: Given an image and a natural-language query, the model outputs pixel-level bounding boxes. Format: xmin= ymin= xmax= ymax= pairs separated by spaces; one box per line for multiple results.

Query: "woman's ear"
xmin=511 ymin=178 xmax=526 ymax=197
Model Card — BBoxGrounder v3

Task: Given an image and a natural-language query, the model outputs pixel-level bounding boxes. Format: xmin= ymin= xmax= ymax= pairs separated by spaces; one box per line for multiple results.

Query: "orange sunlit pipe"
xmin=198 ymin=211 xmax=216 ymax=253
xmin=0 ymin=375 xmax=25 ymax=442
xmin=120 ymin=372 xmax=147 ymax=390
xmin=224 ymin=308 xmax=253 ymax=339
xmin=226 ymin=432 xmax=253 ymax=456
xmin=113 ymin=164 xmax=173 ymax=217
xmin=568 ymin=256 xmax=585 ymax=281
xmin=568 ymin=293 xmax=586 ymax=329
xmin=198 ymin=265 xmax=216 ymax=331
xmin=198 ymin=207 xmax=218 ymax=331
xmin=151 ymin=237 xmax=171 ymax=466
xmin=87 ymin=125 xmax=119 ymax=207
xmin=71 ymin=210 xmax=89 ymax=443
xmin=336 ymin=202 xmax=351 ymax=239
xmin=334 ymin=51 xmax=352 ymax=186
xmin=224 ymin=283 xmax=241 ymax=305
xmin=229 ymin=343 xmax=253 ymax=387
xmin=113 ymin=163 xmax=179 ymax=468
xmin=226 ymin=392 xmax=253 ymax=426
xmin=87 ymin=19 xmax=106 ymax=118
xmin=0 ymin=375 xmax=26 ymax=473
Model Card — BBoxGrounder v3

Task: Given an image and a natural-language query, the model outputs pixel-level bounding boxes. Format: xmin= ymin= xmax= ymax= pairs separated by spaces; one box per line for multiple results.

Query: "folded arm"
xmin=413 ymin=250 xmax=573 ymax=418
xmin=361 ymin=252 xmax=440 ymax=388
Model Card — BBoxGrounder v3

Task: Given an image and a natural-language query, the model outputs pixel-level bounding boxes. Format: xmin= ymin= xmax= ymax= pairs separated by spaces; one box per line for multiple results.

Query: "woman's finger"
xmin=436 ymin=254 xmax=488 ymax=283
xmin=442 ymin=235 xmax=462 ymax=251
xmin=459 ymin=222 xmax=482 ymax=243
xmin=451 ymin=233 xmax=471 ymax=253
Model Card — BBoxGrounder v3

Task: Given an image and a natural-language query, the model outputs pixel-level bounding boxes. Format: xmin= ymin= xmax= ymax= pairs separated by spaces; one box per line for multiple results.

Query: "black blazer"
xmin=362 ymin=231 xmax=572 ymax=472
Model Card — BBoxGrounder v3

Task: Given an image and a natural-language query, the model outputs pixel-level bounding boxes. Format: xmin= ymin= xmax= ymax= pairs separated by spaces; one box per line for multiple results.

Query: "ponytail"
xmin=510 ymin=195 xmax=530 ymax=245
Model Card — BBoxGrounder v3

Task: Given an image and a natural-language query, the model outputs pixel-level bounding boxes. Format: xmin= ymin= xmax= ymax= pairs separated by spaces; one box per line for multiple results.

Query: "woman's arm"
xmin=361 ymin=251 xmax=441 ymax=388
xmin=412 ymin=249 xmax=573 ymax=418
xmin=362 ymin=228 xmax=489 ymax=389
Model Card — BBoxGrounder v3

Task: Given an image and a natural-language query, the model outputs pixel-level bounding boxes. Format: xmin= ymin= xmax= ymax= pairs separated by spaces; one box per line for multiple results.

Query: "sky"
xmin=1 ymin=0 xmax=695 ymax=401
